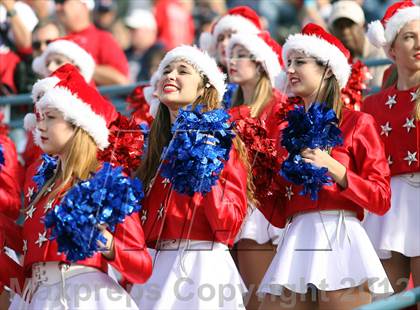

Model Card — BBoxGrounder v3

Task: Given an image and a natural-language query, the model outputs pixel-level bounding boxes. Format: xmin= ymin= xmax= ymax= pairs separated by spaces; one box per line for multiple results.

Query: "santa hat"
xmin=143 ymin=73 xmax=160 ymax=118
xmin=227 ymin=31 xmax=283 ymax=87
xmin=367 ymin=1 xmax=419 ymax=57
xmin=151 ymin=45 xmax=226 ymax=102
xmin=32 ymin=36 xmax=95 ymax=83
xmin=199 ymin=6 xmax=262 ymax=56
xmin=24 ymin=64 xmax=117 ymax=150
xmin=276 ymin=23 xmax=351 ymax=92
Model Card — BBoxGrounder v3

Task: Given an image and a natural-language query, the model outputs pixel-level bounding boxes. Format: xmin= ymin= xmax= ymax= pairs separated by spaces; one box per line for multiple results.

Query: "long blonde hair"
xmin=36 ymin=128 xmax=100 ymax=202
xmin=414 ymin=88 xmax=420 ymax=121
xmin=231 ymin=72 xmax=273 ymax=118
xmin=136 ymin=80 xmax=256 ymax=205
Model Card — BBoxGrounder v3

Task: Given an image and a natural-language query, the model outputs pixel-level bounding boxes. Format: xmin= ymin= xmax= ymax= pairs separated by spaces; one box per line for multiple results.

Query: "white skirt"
xmin=9 ymin=270 xmax=138 ymax=310
xmin=235 ymin=205 xmax=284 ymax=245
xmin=364 ymin=173 xmax=420 ymax=259
xmin=258 ymin=211 xmax=394 ymax=297
xmin=131 ymin=240 xmax=247 ymax=310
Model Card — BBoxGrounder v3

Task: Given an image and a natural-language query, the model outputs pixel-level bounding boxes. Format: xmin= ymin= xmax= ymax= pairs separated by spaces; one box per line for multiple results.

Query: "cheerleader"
xmin=0 ymin=112 xmax=20 ymax=220
xmin=257 ymin=23 xmax=393 ymax=309
xmin=362 ymin=1 xmax=420 ymax=294
xmin=130 ymin=45 xmax=253 ymax=309
xmin=199 ymin=6 xmax=262 ymax=73
xmin=225 ymin=31 xmax=288 ymax=309
xmin=0 ymin=112 xmax=21 ymax=308
xmin=23 ymin=36 xmax=96 ymax=181
xmin=11 ymin=64 xmax=152 ymax=309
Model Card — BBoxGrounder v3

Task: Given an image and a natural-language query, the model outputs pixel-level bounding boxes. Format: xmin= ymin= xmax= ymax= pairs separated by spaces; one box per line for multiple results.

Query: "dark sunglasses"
xmin=32 ymin=39 xmax=53 ymax=50
xmin=54 ymin=0 xmax=67 ymax=4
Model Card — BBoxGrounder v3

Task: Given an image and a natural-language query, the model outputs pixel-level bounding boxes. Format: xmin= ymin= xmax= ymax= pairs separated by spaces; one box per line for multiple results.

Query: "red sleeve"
xmin=0 ymin=135 xmax=21 ymax=219
xmin=340 ymin=113 xmax=391 ymax=215
xmin=97 ymin=32 xmax=129 ymax=77
xmin=107 ymin=212 xmax=152 ymax=284
xmin=202 ymin=147 xmax=248 ymax=242
xmin=0 ymin=213 xmax=24 ymax=293
xmin=0 ymin=252 xmax=24 ymax=293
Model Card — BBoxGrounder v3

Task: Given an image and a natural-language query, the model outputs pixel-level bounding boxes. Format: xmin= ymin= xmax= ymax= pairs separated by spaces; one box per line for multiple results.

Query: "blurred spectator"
xmin=259 ymin=0 xmax=301 ymax=43
xmin=302 ymin=0 xmax=332 ymax=29
xmin=193 ymin=2 xmax=219 ymax=42
xmin=154 ymin=0 xmax=195 ymax=50
xmin=13 ymin=20 xmax=62 ymax=94
xmin=124 ymin=9 xmax=165 ymax=83
xmin=31 ymin=19 xmax=62 ymax=57
xmin=226 ymin=0 xmax=258 ymax=11
xmin=32 ymin=36 xmax=95 ymax=83
xmin=93 ymin=0 xmax=130 ymax=50
xmin=54 ymin=0 xmax=129 ymax=85
xmin=360 ymin=0 xmax=398 ymax=23
xmin=24 ymin=0 xmax=55 ymax=20
xmin=0 ymin=0 xmax=38 ymax=95
xmin=328 ymin=0 xmax=387 ymax=88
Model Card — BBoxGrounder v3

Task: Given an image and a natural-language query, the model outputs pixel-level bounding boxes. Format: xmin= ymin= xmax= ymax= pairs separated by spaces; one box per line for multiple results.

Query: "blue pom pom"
xmin=281 ymin=154 xmax=332 ymax=200
xmin=32 ymin=154 xmax=58 ymax=194
xmin=280 ymin=103 xmax=343 ymax=200
xmin=139 ymin=123 xmax=150 ymax=158
xmin=222 ymin=83 xmax=238 ymax=109
xmin=0 ymin=144 xmax=4 ymax=169
xmin=161 ymin=105 xmax=235 ymax=196
xmin=45 ymin=162 xmax=144 ymax=262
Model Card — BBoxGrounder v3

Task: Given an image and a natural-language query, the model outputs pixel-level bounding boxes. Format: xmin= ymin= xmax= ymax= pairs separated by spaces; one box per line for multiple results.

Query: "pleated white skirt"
xmin=258 ymin=211 xmax=393 ymax=297
xmin=235 ymin=205 xmax=284 ymax=245
xmin=131 ymin=240 xmax=246 ymax=310
xmin=364 ymin=173 xmax=420 ymax=259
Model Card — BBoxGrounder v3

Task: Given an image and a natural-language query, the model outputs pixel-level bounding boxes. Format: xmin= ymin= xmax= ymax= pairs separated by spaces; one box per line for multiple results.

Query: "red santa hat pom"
xmin=279 ymin=23 xmax=351 ymax=92
xmin=228 ymin=31 xmax=283 ymax=87
xmin=28 ymin=64 xmax=117 ymax=150
xmin=32 ymin=36 xmax=96 ymax=82
xmin=367 ymin=1 xmax=419 ymax=56
xmin=199 ymin=6 xmax=262 ymax=55
xmin=153 ymin=45 xmax=226 ymax=102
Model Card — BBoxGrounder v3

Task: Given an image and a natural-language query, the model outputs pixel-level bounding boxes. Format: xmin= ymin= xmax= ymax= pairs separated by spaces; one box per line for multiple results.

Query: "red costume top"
xmin=141 ymin=147 xmax=248 ymax=248
xmin=18 ymin=164 xmax=152 ymax=287
xmin=71 ymin=24 xmax=129 ymax=78
xmin=0 ymin=134 xmax=21 ymax=219
xmin=258 ymin=109 xmax=391 ymax=228
xmin=362 ymin=85 xmax=419 ymax=176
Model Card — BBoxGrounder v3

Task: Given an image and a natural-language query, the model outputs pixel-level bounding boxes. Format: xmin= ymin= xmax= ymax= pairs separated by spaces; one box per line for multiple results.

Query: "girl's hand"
xmin=301 ymin=148 xmax=348 ymax=188
xmin=97 ymin=224 xmax=115 ymax=260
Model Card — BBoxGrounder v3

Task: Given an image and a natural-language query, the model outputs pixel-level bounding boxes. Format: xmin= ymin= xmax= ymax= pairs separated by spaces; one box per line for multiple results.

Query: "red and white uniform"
xmin=362 ymin=85 xmax=420 ymax=258
xmin=0 ymin=133 xmax=22 ymax=293
xmin=131 ymin=147 xmax=248 ymax=309
xmin=0 ymin=134 xmax=21 ymax=219
xmin=257 ymin=109 xmax=394 ymax=296
xmin=229 ymin=89 xmax=288 ymax=245
xmin=9 ymin=170 xmax=152 ymax=309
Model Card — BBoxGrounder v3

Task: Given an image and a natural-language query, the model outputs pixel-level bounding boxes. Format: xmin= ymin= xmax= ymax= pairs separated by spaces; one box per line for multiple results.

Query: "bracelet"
xmin=6 ymin=8 xmax=17 ymax=18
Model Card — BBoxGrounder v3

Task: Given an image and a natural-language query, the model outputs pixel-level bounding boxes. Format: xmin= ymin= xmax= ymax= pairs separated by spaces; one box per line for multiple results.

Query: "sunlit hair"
xmin=312 ymin=59 xmax=344 ymax=122
xmin=136 ymin=74 xmax=256 ymax=204
xmin=33 ymin=127 xmax=100 ymax=203
xmin=231 ymin=71 xmax=273 ymax=118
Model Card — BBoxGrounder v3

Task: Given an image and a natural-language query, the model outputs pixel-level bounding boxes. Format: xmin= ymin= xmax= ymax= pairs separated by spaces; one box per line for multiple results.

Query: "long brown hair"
xmin=314 ymin=60 xmax=344 ymax=122
xmin=231 ymin=72 xmax=273 ymax=118
xmin=136 ymin=80 xmax=256 ymax=204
